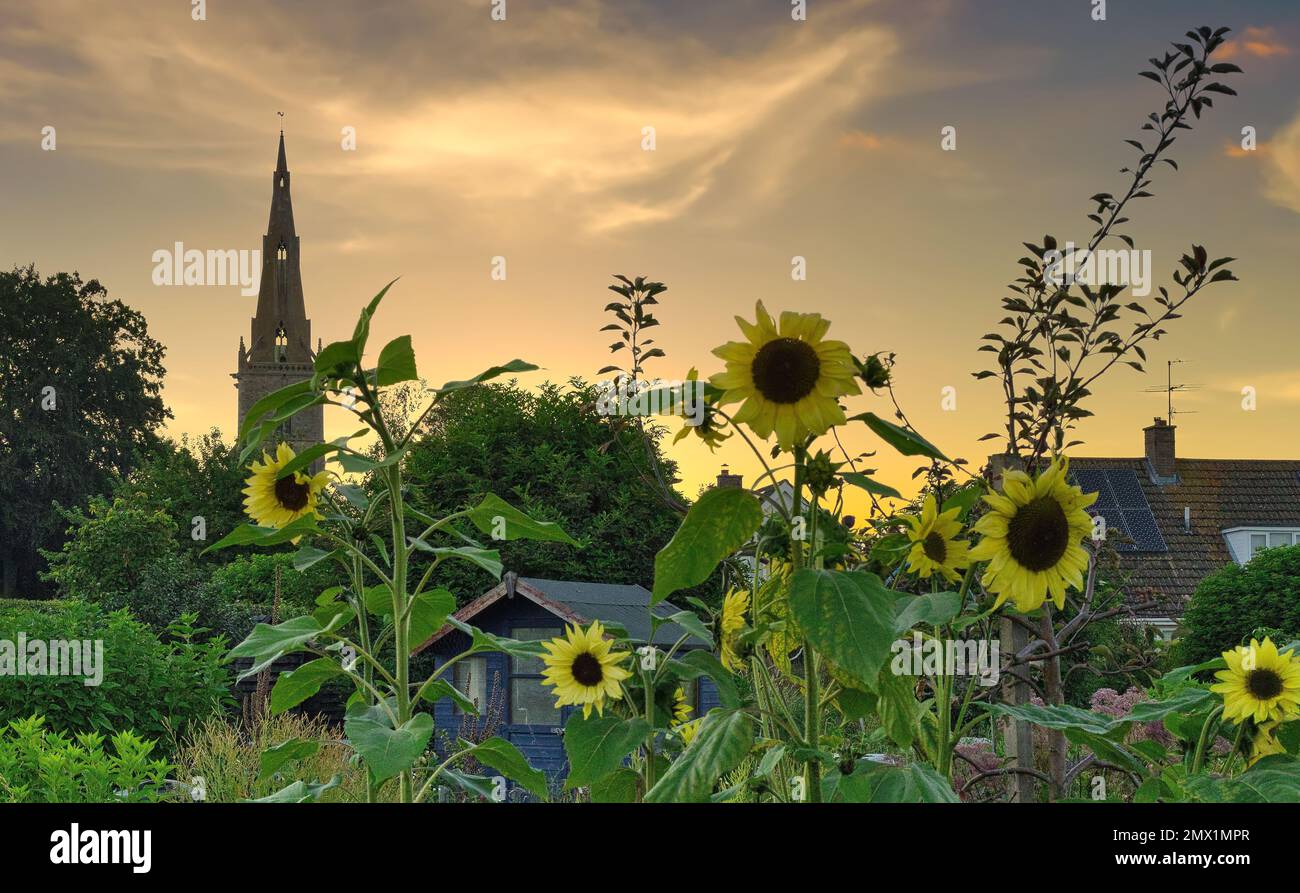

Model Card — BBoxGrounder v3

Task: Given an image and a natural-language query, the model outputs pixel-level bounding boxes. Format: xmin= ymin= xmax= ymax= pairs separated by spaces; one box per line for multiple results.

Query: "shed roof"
xmin=413 ymin=575 xmax=699 ymax=653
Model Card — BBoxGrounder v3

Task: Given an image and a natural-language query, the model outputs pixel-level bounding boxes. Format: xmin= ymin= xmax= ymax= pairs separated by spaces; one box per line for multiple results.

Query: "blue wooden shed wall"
xmin=426 ymin=596 xmax=719 ymax=789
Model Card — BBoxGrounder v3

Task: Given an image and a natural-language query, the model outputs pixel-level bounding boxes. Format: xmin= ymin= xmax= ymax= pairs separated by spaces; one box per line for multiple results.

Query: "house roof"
xmin=413 ymin=576 xmax=698 ymax=654
xmin=1070 ymin=457 xmax=1300 ymax=617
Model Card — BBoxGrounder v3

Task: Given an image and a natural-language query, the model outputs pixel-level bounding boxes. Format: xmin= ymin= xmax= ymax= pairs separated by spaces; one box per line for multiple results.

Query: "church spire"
xmin=245 ymin=131 xmax=310 ymax=364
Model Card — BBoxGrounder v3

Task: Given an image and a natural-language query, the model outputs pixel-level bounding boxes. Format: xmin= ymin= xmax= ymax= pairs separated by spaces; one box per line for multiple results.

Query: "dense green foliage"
xmin=41 ymin=494 xmax=241 ymax=637
xmin=1177 ymin=544 xmax=1300 ymax=665
xmin=0 ymin=716 xmax=171 ymax=803
xmin=0 ymin=601 xmax=231 ymax=745
xmin=402 ymin=380 xmax=688 ymax=603
xmin=0 ymin=266 xmax=169 ymax=597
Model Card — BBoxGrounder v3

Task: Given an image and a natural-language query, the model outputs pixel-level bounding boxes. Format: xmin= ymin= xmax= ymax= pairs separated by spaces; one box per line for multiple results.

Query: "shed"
xmin=412 ymin=575 xmax=719 ymax=783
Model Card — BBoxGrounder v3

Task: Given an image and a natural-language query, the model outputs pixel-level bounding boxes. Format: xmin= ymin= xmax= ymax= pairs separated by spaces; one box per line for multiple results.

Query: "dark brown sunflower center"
xmin=1006 ymin=496 xmax=1070 ymax=572
xmin=571 ymin=652 xmax=604 ymax=687
xmin=751 ymin=337 xmax=821 ymax=404
xmin=922 ymin=530 xmax=948 ymax=564
xmin=1246 ymin=668 xmax=1284 ymax=700
xmin=274 ymin=475 xmax=311 ymax=512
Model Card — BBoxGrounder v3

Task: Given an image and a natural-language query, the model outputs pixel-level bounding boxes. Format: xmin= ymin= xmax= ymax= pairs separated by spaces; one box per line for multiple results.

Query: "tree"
xmin=401 ymin=379 xmax=688 ymax=603
xmin=114 ymin=428 xmax=248 ymax=561
xmin=0 ymin=266 xmax=169 ymax=596
xmin=1177 ymin=545 xmax=1300 ymax=665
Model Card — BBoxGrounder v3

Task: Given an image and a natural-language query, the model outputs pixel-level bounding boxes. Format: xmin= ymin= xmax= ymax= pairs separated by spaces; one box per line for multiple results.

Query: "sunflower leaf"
xmin=465 ymin=736 xmax=549 ymax=801
xmin=851 ymin=412 xmax=950 ymax=462
xmin=564 ymin=714 xmax=651 ymax=789
xmin=788 ymin=569 xmax=896 ymax=691
xmin=467 ymin=493 xmax=580 ymax=546
xmin=652 ymin=487 xmax=763 ymax=605
xmin=644 ymin=708 xmax=754 ymax=803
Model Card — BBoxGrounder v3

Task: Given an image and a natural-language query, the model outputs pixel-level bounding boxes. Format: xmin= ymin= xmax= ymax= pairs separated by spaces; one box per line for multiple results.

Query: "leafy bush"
xmin=0 ymin=601 xmax=232 ymax=745
xmin=0 ymin=715 xmax=171 ymax=803
xmin=1177 ymin=544 xmax=1300 ymax=665
xmin=205 ymin=552 xmax=340 ymax=625
xmin=41 ymin=494 xmax=240 ymax=636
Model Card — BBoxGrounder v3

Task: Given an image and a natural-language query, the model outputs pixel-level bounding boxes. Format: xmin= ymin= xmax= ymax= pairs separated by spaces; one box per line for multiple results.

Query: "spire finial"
xmin=277 ymin=110 xmax=284 ymax=136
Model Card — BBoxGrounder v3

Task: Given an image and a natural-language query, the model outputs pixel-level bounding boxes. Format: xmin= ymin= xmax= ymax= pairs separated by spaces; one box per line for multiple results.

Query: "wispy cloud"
xmin=1221 ymin=26 xmax=1292 ymax=60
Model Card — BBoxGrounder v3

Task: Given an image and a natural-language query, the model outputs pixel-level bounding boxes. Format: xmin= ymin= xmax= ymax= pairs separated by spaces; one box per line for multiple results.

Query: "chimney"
xmin=715 ymin=465 xmax=743 ymax=489
xmin=1144 ymin=418 xmax=1177 ymax=481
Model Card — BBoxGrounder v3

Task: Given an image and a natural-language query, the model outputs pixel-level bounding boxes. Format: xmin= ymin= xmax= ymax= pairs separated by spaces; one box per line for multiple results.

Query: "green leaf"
xmin=644 ymin=709 xmax=755 ymax=803
xmin=669 ymin=650 xmax=740 ymax=709
xmin=363 ymin=583 xmax=395 ymax=617
xmin=825 ymin=762 xmax=959 ymax=803
xmin=875 ymin=668 xmax=919 ymax=749
xmin=375 ymin=334 xmax=418 ymax=386
xmin=249 ymin=776 xmax=341 ymax=803
xmin=270 ymin=657 xmax=345 ymax=715
xmin=292 ymin=545 xmax=333 ymax=571
xmin=344 ymin=703 xmax=434 ymax=783
xmin=468 ymin=736 xmax=549 ymax=801
xmin=652 ymin=487 xmax=762 ymax=605
xmin=894 ymin=591 xmax=963 ymax=634
xmin=336 ymin=447 xmax=407 ymax=474
xmin=350 ymin=279 xmax=399 ymax=354
xmin=660 ymin=609 xmax=713 ymax=647
xmin=467 ymin=493 xmax=579 ymax=546
xmin=788 ymin=569 xmax=895 ymax=691
xmin=841 ymin=472 xmax=902 ymax=501
xmin=408 ymin=588 xmax=457 ymax=648
xmin=203 ymin=515 xmax=321 ymax=555
xmin=238 ymin=379 xmax=311 ymax=443
xmin=589 ymin=767 xmax=639 ymax=803
xmin=259 ymin=737 xmax=321 ymax=780
xmin=564 ymin=713 xmax=651 ymax=789
xmin=314 ymin=339 xmax=362 ymax=379
xmin=851 ymin=412 xmax=950 ymax=462
xmin=407 ymin=539 xmax=503 ymax=580
xmin=417 ymin=679 xmax=478 ymax=714
xmin=432 ymin=359 xmax=539 ymax=395
xmin=984 ymin=702 xmax=1116 ymax=735
xmin=439 ymin=768 xmax=497 ymax=801
xmin=227 ymin=614 xmax=337 ymax=681
xmin=447 ymin=617 xmax=548 ymax=660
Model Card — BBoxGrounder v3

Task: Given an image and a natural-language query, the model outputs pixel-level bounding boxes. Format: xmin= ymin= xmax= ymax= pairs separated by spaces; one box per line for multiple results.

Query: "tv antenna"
xmin=1141 ymin=359 xmax=1201 ymax=422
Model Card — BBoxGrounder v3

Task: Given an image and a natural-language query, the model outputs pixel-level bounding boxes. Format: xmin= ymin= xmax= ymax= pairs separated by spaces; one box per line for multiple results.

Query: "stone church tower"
xmin=233 ymin=132 xmax=324 ymax=456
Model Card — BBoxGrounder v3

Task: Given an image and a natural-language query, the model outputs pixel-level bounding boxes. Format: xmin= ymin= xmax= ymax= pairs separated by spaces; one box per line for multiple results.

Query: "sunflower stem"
xmin=1191 ymin=706 xmax=1224 ymax=776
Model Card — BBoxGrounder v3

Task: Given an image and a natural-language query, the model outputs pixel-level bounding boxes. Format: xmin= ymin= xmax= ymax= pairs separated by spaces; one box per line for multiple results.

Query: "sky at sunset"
xmin=3 ymin=0 xmax=1299 ymax=511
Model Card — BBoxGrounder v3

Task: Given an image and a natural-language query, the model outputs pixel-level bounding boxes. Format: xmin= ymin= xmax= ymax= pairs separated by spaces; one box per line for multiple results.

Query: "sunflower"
xmin=719 ymin=588 xmax=751 ymax=671
xmin=677 ymin=718 xmax=702 ymax=746
xmin=968 ymin=457 xmax=1096 ymax=612
xmin=672 ymin=687 xmax=693 ymax=725
xmin=710 ymin=301 xmax=860 ymax=451
xmin=903 ymin=494 xmax=971 ymax=584
xmin=242 ymin=442 xmax=330 ymax=528
xmin=1248 ymin=721 xmax=1287 ymax=767
xmin=539 ymin=621 xmax=632 ymax=718
xmin=673 ymin=367 xmax=731 ymax=451
xmin=1211 ymin=638 xmax=1300 ymax=725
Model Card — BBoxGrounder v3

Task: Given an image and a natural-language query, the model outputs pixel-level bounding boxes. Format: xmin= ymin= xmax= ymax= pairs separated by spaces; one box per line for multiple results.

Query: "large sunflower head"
xmin=539 ymin=621 xmax=632 ymax=719
xmin=1211 ymin=637 xmax=1300 ymax=725
xmin=903 ymin=494 xmax=971 ymax=584
xmin=968 ymin=457 xmax=1097 ymax=612
xmin=710 ymin=301 xmax=860 ymax=451
xmin=719 ymin=587 xmax=751 ymax=671
xmin=242 ymin=442 xmax=330 ymax=528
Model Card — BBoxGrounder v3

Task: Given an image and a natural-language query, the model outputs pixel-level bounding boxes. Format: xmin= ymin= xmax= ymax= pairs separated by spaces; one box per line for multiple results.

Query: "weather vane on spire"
xmin=277 ymin=110 xmax=284 ymax=135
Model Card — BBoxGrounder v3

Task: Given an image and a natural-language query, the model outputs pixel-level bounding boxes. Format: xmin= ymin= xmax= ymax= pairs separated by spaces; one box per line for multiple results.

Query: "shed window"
xmin=453 ymin=656 xmax=487 ymax=715
xmin=509 ymin=626 xmax=561 ymax=726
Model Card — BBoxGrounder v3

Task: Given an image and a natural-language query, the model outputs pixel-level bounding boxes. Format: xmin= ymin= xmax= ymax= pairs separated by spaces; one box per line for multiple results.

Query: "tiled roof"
xmin=1070 ymin=457 xmax=1300 ymax=618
